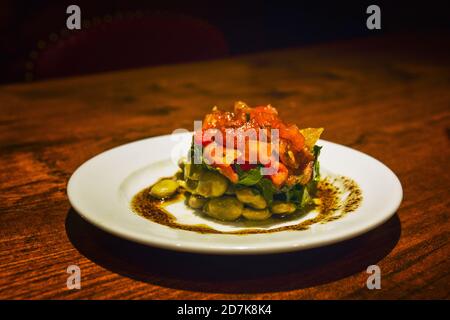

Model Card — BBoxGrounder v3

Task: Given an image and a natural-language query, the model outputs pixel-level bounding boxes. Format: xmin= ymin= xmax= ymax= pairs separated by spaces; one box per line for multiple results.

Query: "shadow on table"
xmin=65 ymin=208 xmax=401 ymax=294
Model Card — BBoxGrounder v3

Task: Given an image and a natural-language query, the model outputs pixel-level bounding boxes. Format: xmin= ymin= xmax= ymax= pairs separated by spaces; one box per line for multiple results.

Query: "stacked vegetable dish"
xmin=149 ymin=101 xmax=324 ymax=222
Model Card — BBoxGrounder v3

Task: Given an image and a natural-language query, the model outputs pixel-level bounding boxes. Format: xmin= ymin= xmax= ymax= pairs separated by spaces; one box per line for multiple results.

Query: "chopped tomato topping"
xmin=265 ymin=160 xmax=288 ymax=187
xmin=216 ymin=164 xmax=238 ymax=183
xmin=198 ymin=102 xmax=312 ymax=188
xmin=239 ymin=162 xmax=256 ymax=171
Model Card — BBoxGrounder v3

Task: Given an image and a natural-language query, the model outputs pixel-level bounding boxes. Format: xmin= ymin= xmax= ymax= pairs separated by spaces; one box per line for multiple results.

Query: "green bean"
xmin=235 ymin=188 xmax=267 ymax=209
xmin=150 ymin=179 xmax=178 ymax=199
xmin=270 ymin=201 xmax=297 ymax=214
xmin=203 ymin=196 xmax=243 ymax=221
xmin=242 ymin=207 xmax=271 ymax=221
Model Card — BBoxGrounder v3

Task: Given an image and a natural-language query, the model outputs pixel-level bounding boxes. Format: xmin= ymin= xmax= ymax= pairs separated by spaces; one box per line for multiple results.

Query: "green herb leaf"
xmin=313 ymin=145 xmax=322 ymax=182
xmin=300 ymin=187 xmax=311 ymax=207
xmin=237 ymin=169 xmax=262 ymax=186
xmin=282 ymin=183 xmax=304 ymax=205
xmin=234 ymin=164 xmax=263 ymax=186
xmin=189 ymin=137 xmax=203 ymax=165
xmin=256 ymin=177 xmax=276 ymax=204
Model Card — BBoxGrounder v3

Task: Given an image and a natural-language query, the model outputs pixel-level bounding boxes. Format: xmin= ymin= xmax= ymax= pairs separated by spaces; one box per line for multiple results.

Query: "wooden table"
xmin=1 ymin=32 xmax=449 ymax=300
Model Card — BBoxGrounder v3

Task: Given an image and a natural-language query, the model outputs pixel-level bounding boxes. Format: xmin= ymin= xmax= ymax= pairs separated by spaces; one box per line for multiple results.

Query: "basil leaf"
xmin=283 ymin=184 xmax=303 ymax=204
xmin=234 ymin=164 xmax=263 ymax=186
xmin=234 ymin=163 xmax=244 ymax=176
xmin=256 ymin=177 xmax=276 ymax=204
xmin=238 ymin=169 xmax=262 ymax=186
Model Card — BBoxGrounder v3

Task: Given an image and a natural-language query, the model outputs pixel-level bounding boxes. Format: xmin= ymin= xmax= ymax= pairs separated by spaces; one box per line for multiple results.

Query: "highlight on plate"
xmin=130 ymin=101 xmax=362 ymax=232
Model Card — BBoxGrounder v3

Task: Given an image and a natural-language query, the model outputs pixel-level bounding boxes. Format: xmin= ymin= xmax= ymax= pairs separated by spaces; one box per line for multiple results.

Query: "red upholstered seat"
xmin=34 ymin=13 xmax=229 ymax=79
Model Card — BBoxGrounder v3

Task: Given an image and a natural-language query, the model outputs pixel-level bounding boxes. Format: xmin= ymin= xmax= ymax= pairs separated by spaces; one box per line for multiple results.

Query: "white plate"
xmin=67 ymin=133 xmax=402 ymax=255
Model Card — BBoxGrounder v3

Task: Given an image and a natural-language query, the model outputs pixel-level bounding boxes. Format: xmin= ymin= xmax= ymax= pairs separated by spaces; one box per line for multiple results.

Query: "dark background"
xmin=0 ymin=0 xmax=449 ymax=84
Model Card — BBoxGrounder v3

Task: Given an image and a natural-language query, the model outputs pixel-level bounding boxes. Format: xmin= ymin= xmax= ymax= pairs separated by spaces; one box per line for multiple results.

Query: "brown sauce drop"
xmin=131 ymin=176 xmax=362 ymax=235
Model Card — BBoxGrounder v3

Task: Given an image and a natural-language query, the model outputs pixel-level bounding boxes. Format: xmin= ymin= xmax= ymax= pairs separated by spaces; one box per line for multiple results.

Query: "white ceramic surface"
xmin=67 ymin=133 xmax=402 ymax=255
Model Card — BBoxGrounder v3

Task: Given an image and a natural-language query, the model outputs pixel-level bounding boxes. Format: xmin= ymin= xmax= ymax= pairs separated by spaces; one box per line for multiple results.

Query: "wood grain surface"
xmin=0 ymin=32 xmax=449 ymax=299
